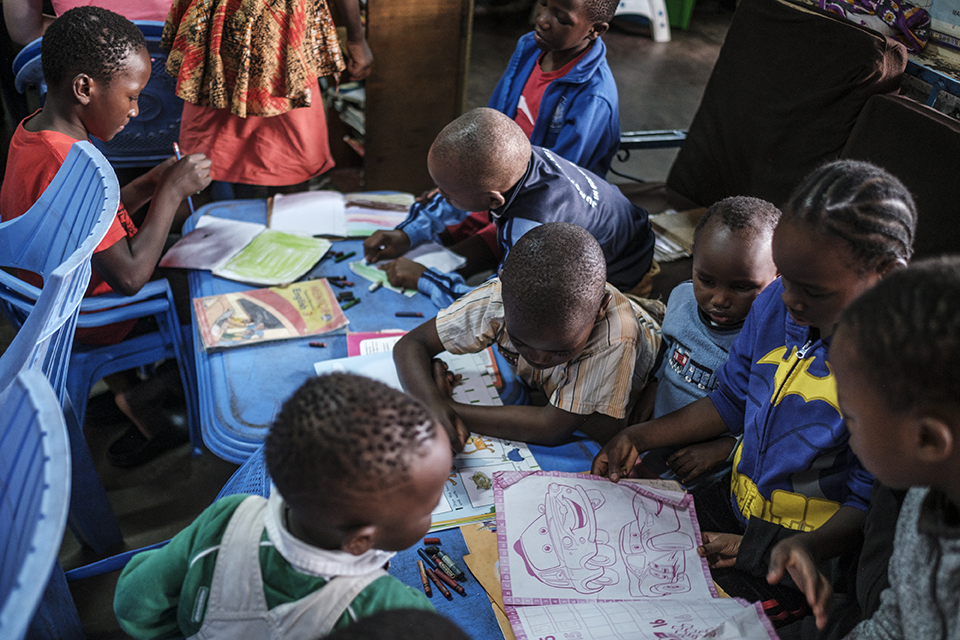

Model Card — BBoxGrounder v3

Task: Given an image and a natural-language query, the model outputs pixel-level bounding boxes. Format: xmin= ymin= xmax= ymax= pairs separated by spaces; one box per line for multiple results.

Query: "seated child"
xmin=393 ymin=222 xmax=661 ymax=450
xmin=363 ymin=108 xmax=654 ymax=308
xmin=114 ymin=373 xmax=449 ymax=638
xmin=642 ymin=196 xmax=780 ymax=485
xmin=0 ymin=6 xmax=212 ymax=464
xmin=592 ymin=160 xmax=917 ymax=624
xmin=764 ymin=257 xmax=960 ymax=638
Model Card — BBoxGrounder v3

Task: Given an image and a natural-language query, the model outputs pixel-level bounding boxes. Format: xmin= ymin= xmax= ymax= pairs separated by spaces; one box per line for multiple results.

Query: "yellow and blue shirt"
xmin=709 ymin=279 xmax=873 ymax=532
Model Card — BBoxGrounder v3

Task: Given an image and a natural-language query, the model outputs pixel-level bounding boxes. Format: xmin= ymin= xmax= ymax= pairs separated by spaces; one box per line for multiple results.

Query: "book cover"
xmin=193 ymin=279 xmax=348 ymax=350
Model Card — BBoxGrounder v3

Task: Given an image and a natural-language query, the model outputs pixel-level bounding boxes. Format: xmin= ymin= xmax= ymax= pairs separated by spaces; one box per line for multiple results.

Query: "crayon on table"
xmin=427 ymin=546 xmax=467 ymax=581
xmin=417 ymin=560 xmax=432 ymax=597
xmin=416 ymin=548 xmax=438 ymax=570
xmin=433 ymin=566 xmax=467 ymax=597
xmin=423 ymin=537 xmax=441 ymax=545
xmin=395 ymin=311 xmax=423 ymax=318
xmin=431 ymin=555 xmax=458 ymax=580
xmin=425 ymin=567 xmax=452 ymax=600
xmin=368 ymin=280 xmax=384 ymax=293
xmin=334 ymin=251 xmax=356 ymax=263
xmin=341 ymin=298 xmax=361 ymax=311
xmin=308 ymin=342 xmax=326 ymax=348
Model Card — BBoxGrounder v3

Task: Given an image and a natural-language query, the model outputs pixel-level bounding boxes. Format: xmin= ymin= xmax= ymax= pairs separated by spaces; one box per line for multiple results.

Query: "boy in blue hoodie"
xmin=364 ymin=0 xmax=621 ymax=307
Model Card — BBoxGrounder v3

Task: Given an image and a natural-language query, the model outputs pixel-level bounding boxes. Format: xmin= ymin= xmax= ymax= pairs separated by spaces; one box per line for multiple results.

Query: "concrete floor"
xmin=0 ymin=3 xmax=731 ymax=637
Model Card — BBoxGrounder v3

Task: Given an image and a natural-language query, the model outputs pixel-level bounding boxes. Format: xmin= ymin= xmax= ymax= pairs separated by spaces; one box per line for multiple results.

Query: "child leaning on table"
xmin=114 ymin=373 xmax=449 ymax=639
xmin=640 ymin=196 xmax=780 ymax=486
xmin=393 ymin=221 xmax=661 ymax=451
xmin=762 ymin=257 xmax=960 ymax=638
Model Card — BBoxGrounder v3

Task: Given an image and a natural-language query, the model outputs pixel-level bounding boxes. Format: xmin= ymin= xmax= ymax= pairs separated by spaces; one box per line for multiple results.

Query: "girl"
xmin=592 ymin=159 xmax=917 ymax=622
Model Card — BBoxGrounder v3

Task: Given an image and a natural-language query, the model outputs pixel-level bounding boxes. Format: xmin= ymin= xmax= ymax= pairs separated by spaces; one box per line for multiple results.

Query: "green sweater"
xmin=114 ymin=495 xmax=433 ymax=639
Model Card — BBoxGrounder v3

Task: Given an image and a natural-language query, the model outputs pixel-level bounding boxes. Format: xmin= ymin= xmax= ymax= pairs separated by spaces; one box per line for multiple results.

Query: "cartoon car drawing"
xmin=619 ymin=492 xmax=693 ymax=597
xmin=513 ymin=482 xmax=619 ymax=594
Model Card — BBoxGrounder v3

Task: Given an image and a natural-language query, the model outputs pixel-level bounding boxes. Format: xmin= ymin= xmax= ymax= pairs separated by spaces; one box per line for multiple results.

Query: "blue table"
xmin=185 ymin=200 xmax=602 ymax=639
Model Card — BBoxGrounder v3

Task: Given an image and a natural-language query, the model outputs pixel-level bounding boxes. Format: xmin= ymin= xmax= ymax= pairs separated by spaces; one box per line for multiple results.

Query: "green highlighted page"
xmin=216 ymin=230 xmax=331 ymax=286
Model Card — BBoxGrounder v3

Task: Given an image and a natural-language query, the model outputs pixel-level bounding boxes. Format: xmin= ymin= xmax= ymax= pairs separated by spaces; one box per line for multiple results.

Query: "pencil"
xmin=417 ymin=560 xmax=432 ymax=597
xmin=425 ymin=567 xmax=452 ymax=600
xmin=172 ymin=143 xmax=195 ymax=215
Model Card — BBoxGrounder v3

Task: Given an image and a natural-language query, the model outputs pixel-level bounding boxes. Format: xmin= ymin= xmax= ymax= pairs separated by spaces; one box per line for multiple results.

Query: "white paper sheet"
xmin=402 ymin=242 xmax=468 ymax=273
xmin=506 ymin=599 xmax=765 ymax=640
xmin=495 ymin=471 xmax=716 ymax=605
xmin=269 ymin=191 xmax=346 ymax=236
xmin=159 ymin=216 xmax=264 ymax=271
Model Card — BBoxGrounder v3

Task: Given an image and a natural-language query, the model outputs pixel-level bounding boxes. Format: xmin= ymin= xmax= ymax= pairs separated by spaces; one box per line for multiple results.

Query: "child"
xmin=365 ymin=0 xmax=621 ymax=304
xmin=393 ymin=222 xmax=661 ymax=450
xmin=592 ymin=160 xmax=917 ymax=623
xmin=364 ymin=108 xmax=654 ymax=308
xmin=763 ymin=258 xmax=960 ymax=637
xmin=642 ymin=196 xmax=780 ymax=485
xmin=0 ymin=6 xmax=211 ymax=463
xmin=114 ymin=373 xmax=449 ymax=638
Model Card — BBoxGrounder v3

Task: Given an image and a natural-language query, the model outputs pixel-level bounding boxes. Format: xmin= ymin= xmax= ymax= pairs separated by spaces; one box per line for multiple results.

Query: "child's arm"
xmin=118 ymin=156 xmax=177 ymax=220
xmin=591 ymin=396 xmax=732 ymax=481
xmin=441 ymin=400 xmax=625 ymax=445
xmin=3 ymin=0 xmax=53 ymax=46
xmin=333 ymin=0 xmax=373 ymax=80
xmin=394 ymin=319 xmax=471 ymax=450
xmin=92 ymin=153 xmax=210 ymax=296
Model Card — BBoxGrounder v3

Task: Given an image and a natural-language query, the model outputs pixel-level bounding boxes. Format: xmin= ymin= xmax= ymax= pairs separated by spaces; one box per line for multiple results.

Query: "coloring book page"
xmin=495 ymin=471 xmax=716 ymax=605
xmin=506 ymin=598 xmax=778 ymax=640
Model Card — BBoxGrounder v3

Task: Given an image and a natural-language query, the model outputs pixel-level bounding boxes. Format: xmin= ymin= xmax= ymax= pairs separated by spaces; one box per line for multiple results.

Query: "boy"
xmin=366 ymin=0 xmax=622 ymax=305
xmin=114 ymin=373 xmax=449 ymax=638
xmin=393 ymin=222 xmax=660 ymax=450
xmin=0 ymin=6 xmax=211 ymax=464
xmin=365 ymin=109 xmax=654 ymax=308
xmin=765 ymin=257 xmax=960 ymax=638
xmin=644 ymin=196 xmax=780 ymax=484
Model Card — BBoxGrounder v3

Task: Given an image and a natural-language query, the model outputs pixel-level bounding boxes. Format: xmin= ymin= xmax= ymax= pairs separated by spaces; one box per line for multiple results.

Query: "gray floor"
xmin=0 ymin=4 xmax=731 ymax=637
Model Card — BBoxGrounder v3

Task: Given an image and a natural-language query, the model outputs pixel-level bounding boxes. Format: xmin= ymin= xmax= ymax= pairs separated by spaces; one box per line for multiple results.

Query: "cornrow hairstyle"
xmin=41 ymin=6 xmax=146 ymax=88
xmin=784 ymin=160 xmax=917 ymax=272
xmin=500 ymin=222 xmax=606 ymax=335
xmin=837 ymin=256 xmax=960 ymax=413
xmin=693 ymin=195 xmax=782 ymax=244
xmin=431 ymin=108 xmax=530 ymax=190
xmin=265 ymin=373 xmax=438 ymax=504
xmin=582 ymin=0 xmax=620 ymax=22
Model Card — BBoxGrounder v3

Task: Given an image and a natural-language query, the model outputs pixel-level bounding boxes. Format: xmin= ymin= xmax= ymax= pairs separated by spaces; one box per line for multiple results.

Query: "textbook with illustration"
xmin=193 ymin=279 xmax=348 ymax=351
xmin=160 ymin=215 xmax=331 ymax=285
xmin=312 ymin=347 xmax=536 ymax=531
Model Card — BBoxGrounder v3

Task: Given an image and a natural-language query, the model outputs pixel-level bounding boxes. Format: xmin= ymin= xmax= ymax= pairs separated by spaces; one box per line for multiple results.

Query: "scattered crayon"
xmin=431 ymin=554 xmax=458 ymax=580
xmin=341 ymin=298 xmax=361 ymax=311
xmin=423 ymin=537 xmax=441 ymax=545
xmin=368 ymin=280 xmax=384 ymax=293
xmin=416 ymin=548 xmax=438 ymax=571
xmin=417 ymin=560 xmax=432 ymax=597
xmin=336 ymin=292 xmax=354 ymax=302
xmin=308 ymin=342 xmax=326 ymax=348
xmin=334 ymin=251 xmax=356 ymax=263
xmin=432 ymin=567 xmax=467 ymax=597
xmin=425 ymin=567 xmax=452 ymax=600
xmin=395 ymin=311 xmax=423 ymax=318
xmin=341 ymin=281 xmax=355 ymax=287
xmin=427 ymin=546 xmax=467 ymax=581
xmin=330 ymin=280 xmax=346 ymax=289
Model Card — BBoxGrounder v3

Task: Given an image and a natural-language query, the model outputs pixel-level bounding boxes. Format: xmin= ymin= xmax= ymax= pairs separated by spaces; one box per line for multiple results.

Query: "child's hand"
xmin=697 ymin=532 xmax=742 ymax=568
xmin=379 ymin=258 xmax=427 ymax=289
xmin=344 ymin=38 xmax=373 ymax=81
xmin=432 ymin=358 xmax=462 ymax=398
xmin=163 ymin=153 xmax=212 ymax=201
xmin=363 ymin=230 xmax=411 ymax=263
xmin=591 ymin=431 xmax=640 ymax=482
xmin=768 ymin=536 xmax=833 ymax=629
xmin=416 ymin=187 xmax=440 ymax=203
xmin=666 ymin=437 xmax=735 ymax=483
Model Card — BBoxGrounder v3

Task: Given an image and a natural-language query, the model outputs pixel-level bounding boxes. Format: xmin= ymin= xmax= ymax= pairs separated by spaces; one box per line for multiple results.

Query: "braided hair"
xmin=42 ymin=6 xmax=146 ymax=87
xmin=783 ymin=160 xmax=917 ymax=273
xmin=837 ymin=256 xmax=960 ymax=413
xmin=265 ymin=373 xmax=439 ymax=504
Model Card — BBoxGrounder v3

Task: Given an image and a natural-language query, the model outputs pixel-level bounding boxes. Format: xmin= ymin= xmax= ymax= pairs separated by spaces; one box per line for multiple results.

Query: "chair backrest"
xmin=665 ymin=0 xmax=907 ymax=209
xmin=0 ymin=141 xmax=118 ymax=398
xmin=0 ymin=369 xmax=72 ymax=640
xmin=11 ymin=22 xmax=183 ymax=168
xmin=215 ymin=444 xmax=271 ymax=501
xmin=841 ymin=94 xmax=960 ymax=260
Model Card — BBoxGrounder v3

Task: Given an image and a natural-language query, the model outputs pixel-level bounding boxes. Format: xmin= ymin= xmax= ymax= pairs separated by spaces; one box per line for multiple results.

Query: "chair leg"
xmin=63 ymin=394 xmax=123 ymax=554
xmin=26 ymin=563 xmax=85 ymax=640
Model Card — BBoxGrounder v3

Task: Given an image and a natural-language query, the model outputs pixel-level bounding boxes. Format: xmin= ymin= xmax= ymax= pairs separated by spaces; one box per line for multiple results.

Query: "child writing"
xmin=592 ymin=160 xmax=917 ymax=623
xmin=364 ymin=108 xmax=654 ymax=308
xmin=365 ymin=0 xmax=622 ymax=302
xmin=114 ymin=373 xmax=449 ymax=638
xmin=641 ymin=196 xmax=780 ymax=486
xmin=762 ymin=257 xmax=960 ymax=638
xmin=0 ymin=6 xmax=211 ymax=463
xmin=393 ymin=221 xmax=661 ymax=451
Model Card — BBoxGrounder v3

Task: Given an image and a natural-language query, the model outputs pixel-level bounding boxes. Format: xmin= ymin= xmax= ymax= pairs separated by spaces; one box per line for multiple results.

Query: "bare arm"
xmin=449 ymin=401 xmax=624 ymax=446
xmin=92 ymin=154 xmax=210 ymax=296
xmin=332 ymin=0 xmax=373 ymax=80
xmin=4 ymin=0 xmax=53 ymax=46
xmin=591 ymin=396 xmax=731 ymax=481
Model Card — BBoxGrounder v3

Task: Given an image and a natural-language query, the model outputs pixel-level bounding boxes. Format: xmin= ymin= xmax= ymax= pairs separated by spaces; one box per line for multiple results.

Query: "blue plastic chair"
xmin=0 ymin=141 xmax=126 ymax=554
xmin=0 ymin=369 xmax=83 ymax=640
xmin=12 ymin=21 xmax=184 ymax=168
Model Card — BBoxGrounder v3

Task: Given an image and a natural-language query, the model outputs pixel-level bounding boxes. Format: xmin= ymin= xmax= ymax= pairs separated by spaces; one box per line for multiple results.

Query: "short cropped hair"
xmin=693 ymin=196 xmax=782 ymax=244
xmin=265 ymin=374 xmax=438 ymax=503
xmin=583 ymin=0 xmax=620 ymax=22
xmin=430 ymin=108 xmax=530 ymax=190
xmin=42 ymin=6 xmax=146 ymax=87
xmin=500 ymin=222 xmax=607 ymax=333
xmin=838 ymin=256 xmax=960 ymax=413
xmin=784 ymin=160 xmax=917 ymax=272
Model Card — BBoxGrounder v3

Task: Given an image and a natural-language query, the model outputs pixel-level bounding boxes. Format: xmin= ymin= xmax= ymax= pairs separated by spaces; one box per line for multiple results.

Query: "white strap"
xmin=270 ymin=569 xmax=388 ymax=637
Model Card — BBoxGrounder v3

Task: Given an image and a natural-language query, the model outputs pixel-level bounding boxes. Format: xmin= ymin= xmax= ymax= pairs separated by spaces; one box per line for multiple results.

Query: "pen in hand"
xmin=173 ymin=142 xmax=196 ymax=215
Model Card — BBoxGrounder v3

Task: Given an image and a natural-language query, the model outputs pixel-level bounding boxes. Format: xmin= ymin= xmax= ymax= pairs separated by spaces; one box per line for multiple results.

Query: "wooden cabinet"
xmin=363 ymin=0 xmax=473 ymax=193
